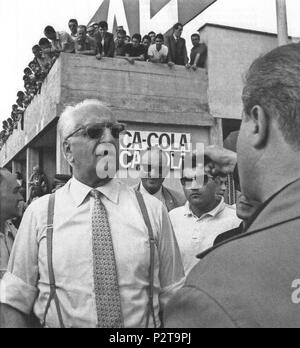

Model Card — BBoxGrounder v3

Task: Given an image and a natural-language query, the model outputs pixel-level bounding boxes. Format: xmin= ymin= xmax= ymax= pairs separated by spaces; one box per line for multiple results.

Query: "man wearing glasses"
xmin=0 ymin=100 xmax=185 ymax=328
xmin=169 ymin=155 xmax=241 ymax=275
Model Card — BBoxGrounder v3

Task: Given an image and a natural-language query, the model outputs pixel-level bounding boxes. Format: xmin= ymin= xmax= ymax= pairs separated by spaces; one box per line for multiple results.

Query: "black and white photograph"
xmin=0 ymin=0 xmax=300 ymax=333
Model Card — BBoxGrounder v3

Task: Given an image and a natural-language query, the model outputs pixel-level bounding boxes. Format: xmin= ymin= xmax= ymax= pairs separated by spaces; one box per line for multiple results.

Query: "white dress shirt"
xmin=169 ymin=199 xmax=241 ymax=275
xmin=0 ymin=178 xmax=184 ymax=328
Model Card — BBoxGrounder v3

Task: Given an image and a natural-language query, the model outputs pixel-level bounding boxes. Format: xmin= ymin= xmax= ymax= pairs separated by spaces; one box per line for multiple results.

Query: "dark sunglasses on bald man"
xmin=65 ymin=122 xmax=126 ymax=141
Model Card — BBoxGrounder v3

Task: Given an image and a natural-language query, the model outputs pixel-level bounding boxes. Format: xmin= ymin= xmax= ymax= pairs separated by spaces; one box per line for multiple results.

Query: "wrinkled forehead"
xmin=72 ymin=104 xmax=116 ymax=128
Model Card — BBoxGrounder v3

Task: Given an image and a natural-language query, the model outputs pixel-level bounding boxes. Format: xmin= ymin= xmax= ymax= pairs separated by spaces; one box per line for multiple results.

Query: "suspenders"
xmin=42 ymin=193 xmax=65 ymax=328
xmin=42 ymin=191 xmax=158 ymax=329
xmin=135 ymin=190 xmax=158 ymax=329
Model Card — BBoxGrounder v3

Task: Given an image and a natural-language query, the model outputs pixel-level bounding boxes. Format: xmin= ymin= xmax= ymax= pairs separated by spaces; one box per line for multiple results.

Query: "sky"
xmin=1 ymin=0 xmax=300 ymax=123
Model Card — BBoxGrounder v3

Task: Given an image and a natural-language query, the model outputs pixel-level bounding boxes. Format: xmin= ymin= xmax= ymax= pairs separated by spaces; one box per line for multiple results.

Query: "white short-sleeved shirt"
xmin=0 ymin=178 xmax=185 ymax=328
xmin=169 ymin=199 xmax=242 ymax=275
xmin=148 ymin=44 xmax=168 ymax=61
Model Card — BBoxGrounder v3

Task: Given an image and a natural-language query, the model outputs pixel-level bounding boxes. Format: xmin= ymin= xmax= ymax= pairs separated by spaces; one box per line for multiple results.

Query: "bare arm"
xmin=76 ymin=48 xmax=96 ymax=56
xmin=0 ymin=304 xmax=30 ymax=328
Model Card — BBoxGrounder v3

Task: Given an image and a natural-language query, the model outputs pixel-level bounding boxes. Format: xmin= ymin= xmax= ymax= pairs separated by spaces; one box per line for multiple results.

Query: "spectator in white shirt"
xmin=0 ymin=100 xmax=184 ymax=328
xmin=148 ymin=34 xmax=169 ymax=64
xmin=169 ymin=155 xmax=241 ymax=275
xmin=44 ymin=26 xmax=75 ymax=54
xmin=68 ymin=19 xmax=78 ymax=41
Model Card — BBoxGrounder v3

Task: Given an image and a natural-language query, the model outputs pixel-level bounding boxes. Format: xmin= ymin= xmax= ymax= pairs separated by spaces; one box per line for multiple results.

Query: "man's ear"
xmin=63 ymin=140 xmax=74 ymax=164
xmin=249 ymin=105 xmax=269 ymax=149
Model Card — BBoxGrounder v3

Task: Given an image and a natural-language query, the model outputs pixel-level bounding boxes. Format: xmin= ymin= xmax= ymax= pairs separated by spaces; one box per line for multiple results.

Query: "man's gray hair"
xmin=242 ymin=43 xmax=300 ymax=150
xmin=57 ymin=99 xmax=112 ymax=141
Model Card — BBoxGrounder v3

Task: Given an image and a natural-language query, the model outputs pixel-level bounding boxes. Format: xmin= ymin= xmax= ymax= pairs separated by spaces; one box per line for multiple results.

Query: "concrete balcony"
xmin=0 ymin=53 xmax=215 ymax=167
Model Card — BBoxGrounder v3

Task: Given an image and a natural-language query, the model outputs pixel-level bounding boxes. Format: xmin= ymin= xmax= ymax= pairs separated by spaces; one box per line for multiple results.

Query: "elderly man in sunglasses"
xmin=169 ymin=155 xmax=241 ymax=275
xmin=0 ymin=100 xmax=185 ymax=328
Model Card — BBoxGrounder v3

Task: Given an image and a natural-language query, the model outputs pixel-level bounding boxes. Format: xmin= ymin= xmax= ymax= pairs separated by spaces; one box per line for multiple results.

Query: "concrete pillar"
xmin=209 ymin=118 xmax=223 ymax=146
xmin=12 ymin=160 xmax=22 ymax=175
xmin=56 ymin=127 xmax=71 ymax=175
xmin=26 ymin=148 xmax=39 ymax=200
xmin=276 ymin=0 xmax=289 ymax=46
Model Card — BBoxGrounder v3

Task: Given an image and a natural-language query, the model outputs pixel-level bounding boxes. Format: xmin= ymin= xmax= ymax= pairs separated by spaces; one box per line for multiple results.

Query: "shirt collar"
xmin=184 ymin=198 xmax=226 ymax=219
xmin=69 ymin=177 xmax=121 ymax=207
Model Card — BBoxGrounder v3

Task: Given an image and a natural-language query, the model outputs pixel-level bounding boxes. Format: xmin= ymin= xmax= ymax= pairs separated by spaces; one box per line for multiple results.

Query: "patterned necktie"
xmin=90 ymin=190 xmax=124 ymax=328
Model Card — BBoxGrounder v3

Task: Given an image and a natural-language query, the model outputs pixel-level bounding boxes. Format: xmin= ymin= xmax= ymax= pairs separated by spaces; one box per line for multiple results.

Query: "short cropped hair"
xmin=242 ymin=43 xmax=300 ymax=150
xmin=39 ymin=38 xmax=51 ymax=46
xmin=117 ymin=29 xmax=126 ymax=37
xmin=44 ymin=26 xmax=56 ymax=36
xmin=68 ymin=19 xmax=78 ymax=25
xmin=78 ymin=25 xmax=87 ymax=32
xmin=32 ymin=45 xmax=41 ymax=51
xmin=98 ymin=21 xmax=108 ymax=30
xmin=132 ymin=33 xmax=142 ymax=42
xmin=173 ymin=23 xmax=183 ymax=30
xmin=142 ymin=35 xmax=151 ymax=42
xmin=191 ymin=33 xmax=200 ymax=40
xmin=155 ymin=34 xmax=164 ymax=42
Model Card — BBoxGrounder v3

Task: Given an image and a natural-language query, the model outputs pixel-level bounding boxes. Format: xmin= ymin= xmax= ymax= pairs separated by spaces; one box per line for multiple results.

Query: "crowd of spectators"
xmin=0 ymin=20 xmax=207 ymax=150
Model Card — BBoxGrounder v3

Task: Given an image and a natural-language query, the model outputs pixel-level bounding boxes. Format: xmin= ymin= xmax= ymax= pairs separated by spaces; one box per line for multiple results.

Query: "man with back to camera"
xmin=135 ymin=147 xmax=186 ymax=213
xmin=213 ymin=193 xmax=261 ymax=246
xmin=0 ymin=100 xmax=185 ymax=328
xmin=165 ymin=44 xmax=300 ymax=328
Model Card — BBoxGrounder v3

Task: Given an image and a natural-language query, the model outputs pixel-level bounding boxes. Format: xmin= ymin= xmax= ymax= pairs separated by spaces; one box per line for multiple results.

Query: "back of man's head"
xmin=242 ymin=43 xmax=300 ymax=151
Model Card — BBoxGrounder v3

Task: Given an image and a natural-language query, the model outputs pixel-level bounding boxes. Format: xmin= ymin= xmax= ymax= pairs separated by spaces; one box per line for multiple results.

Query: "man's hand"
xmin=196 ymin=145 xmax=237 ymax=176
xmin=191 ymin=64 xmax=198 ymax=71
xmin=126 ymin=57 xmax=135 ymax=65
xmin=96 ymin=53 xmax=102 ymax=60
xmin=185 ymin=63 xmax=191 ymax=69
xmin=168 ymin=61 xmax=175 ymax=68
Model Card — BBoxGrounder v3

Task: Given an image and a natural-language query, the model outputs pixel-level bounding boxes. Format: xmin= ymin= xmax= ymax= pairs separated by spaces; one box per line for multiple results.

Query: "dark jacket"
xmin=213 ymin=222 xmax=244 ymax=246
xmin=95 ymin=32 xmax=115 ymax=57
xmin=165 ymin=35 xmax=188 ymax=66
xmin=135 ymin=183 xmax=186 ymax=212
xmin=165 ymin=179 xmax=300 ymax=328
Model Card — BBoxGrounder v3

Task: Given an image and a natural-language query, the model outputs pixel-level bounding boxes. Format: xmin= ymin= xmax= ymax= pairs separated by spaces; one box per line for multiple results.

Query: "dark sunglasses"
xmin=65 ymin=122 xmax=126 ymax=141
xmin=180 ymin=174 xmax=212 ymax=187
